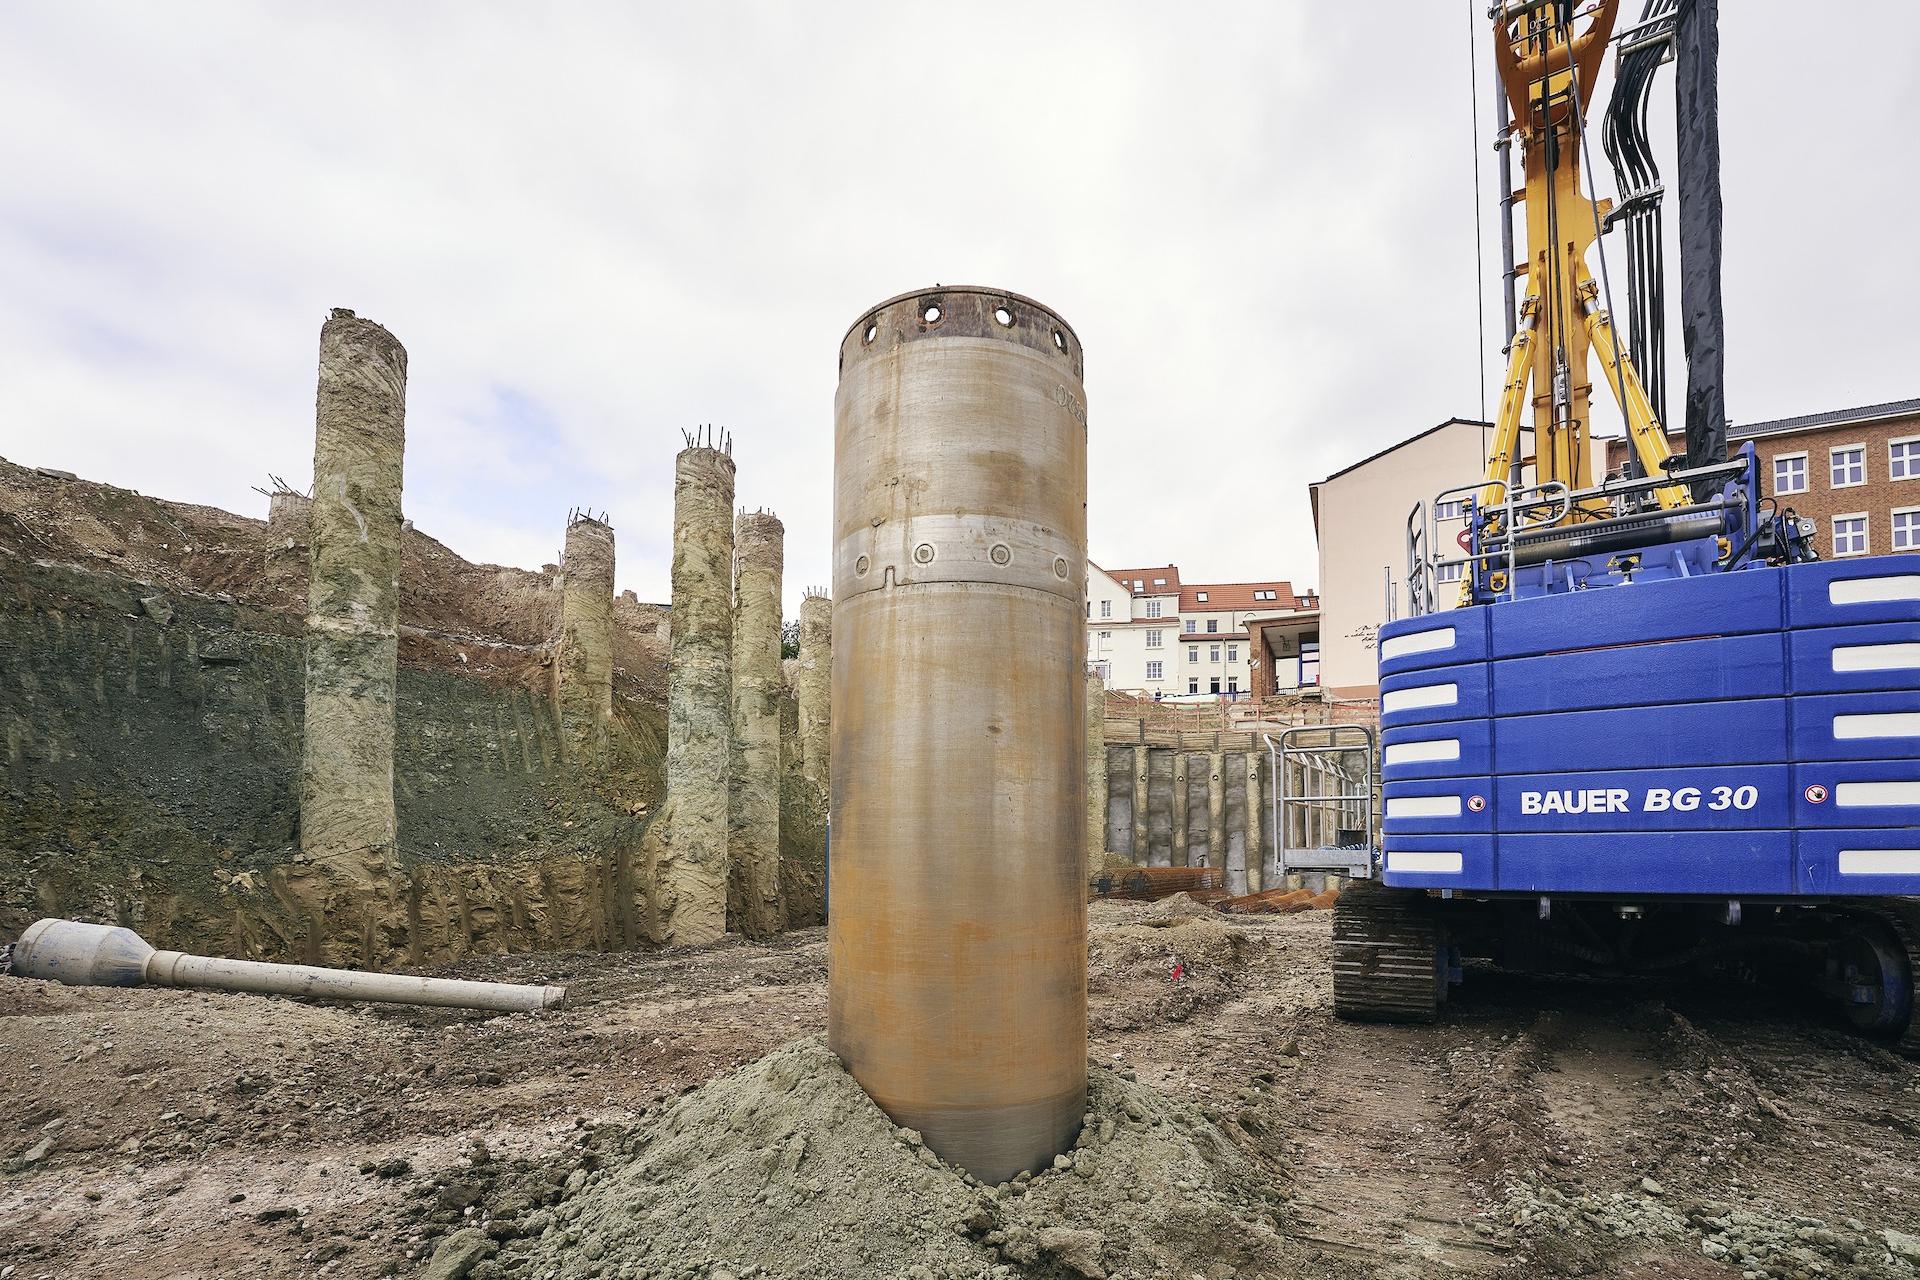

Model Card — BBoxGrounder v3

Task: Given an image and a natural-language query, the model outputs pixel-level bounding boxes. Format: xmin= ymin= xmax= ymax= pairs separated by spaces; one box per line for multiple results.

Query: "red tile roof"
xmin=1179 ymin=581 xmax=1297 ymax=612
xmin=1095 ymin=563 xmax=1183 ymax=593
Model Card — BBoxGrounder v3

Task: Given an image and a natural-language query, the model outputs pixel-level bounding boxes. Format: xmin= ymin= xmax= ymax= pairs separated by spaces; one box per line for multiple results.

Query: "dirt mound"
xmin=1088 ymin=895 xmax=1260 ymax=1032
xmin=493 ymin=1038 xmax=1289 ymax=1280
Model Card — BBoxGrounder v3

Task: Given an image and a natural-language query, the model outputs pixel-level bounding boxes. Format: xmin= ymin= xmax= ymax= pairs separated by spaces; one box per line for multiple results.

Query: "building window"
xmin=1434 ymin=499 xmax=1464 ymax=520
xmin=1188 ymin=646 xmax=1199 ymax=663
xmin=1892 ymin=438 xmax=1920 ymax=481
xmin=1226 ymin=645 xmax=1238 ymax=662
xmin=1227 ymin=678 xmax=1239 ymax=694
xmin=1209 ymin=677 xmax=1221 ymax=694
xmin=1188 ymin=679 xmax=1199 ymax=694
xmin=1209 ymin=645 xmax=1221 ymax=662
xmin=1145 ymin=660 xmax=1163 ymax=681
xmin=1132 ymin=579 xmax=1143 ymax=590
xmin=1252 ymin=589 xmax=1278 ymax=601
xmin=1195 ymin=590 xmax=1208 ymax=602
xmin=1435 ymin=561 xmax=1465 ymax=584
xmin=1772 ymin=453 xmax=1808 ymax=495
xmin=1182 ymin=619 xmax=1196 ymax=633
xmin=1894 ymin=507 xmax=1920 ymax=551
xmin=1145 ymin=630 xmax=1163 ymax=649
xmin=1206 ymin=619 xmax=1218 ymax=633
xmin=1099 ymin=631 xmax=1111 ymax=641
xmin=1153 ymin=577 xmax=1166 ymax=586
xmin=1099 ymin=600 xmax=1111 ymax=619
xmin=1831 ymin=445 xmax=1866 ymax=488
xmin=1833 ymin=513 xmax=1869 ymax=557
xmin=1144 ymin=600 xmax=1162 ymax=618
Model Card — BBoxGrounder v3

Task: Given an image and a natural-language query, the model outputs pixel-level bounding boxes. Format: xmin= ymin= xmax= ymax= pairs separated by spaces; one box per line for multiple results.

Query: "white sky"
xmin=2 ymin=3 xmax=1915 ymax=615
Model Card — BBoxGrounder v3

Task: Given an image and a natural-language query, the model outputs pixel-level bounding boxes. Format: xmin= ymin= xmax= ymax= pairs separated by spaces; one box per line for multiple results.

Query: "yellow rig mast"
xmin=1482 ymin=0 xmax=1688 ymax=527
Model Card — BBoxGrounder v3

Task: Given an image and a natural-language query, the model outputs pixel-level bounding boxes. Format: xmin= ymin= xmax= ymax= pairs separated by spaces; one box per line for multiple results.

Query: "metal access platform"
xmin=1265 ymin=724 xmax=1379 ymax=881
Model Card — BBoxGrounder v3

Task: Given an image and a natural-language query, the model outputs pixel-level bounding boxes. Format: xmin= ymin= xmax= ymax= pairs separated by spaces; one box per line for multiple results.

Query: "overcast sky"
xmin=3 ymin=3 xmax=1916 ymax=614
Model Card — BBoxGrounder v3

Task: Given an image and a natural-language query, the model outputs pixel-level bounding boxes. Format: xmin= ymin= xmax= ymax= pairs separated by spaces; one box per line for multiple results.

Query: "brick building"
xmin=1604 ymin=397 xmax=1920 ymax=560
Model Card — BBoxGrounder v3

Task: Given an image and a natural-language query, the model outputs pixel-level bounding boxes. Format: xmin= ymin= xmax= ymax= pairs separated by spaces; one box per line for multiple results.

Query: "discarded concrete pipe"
xmin=828 ymin=287 xmax=1089 ymax=1183
xmin=9 ymin=919 xmax=565 ymax=1012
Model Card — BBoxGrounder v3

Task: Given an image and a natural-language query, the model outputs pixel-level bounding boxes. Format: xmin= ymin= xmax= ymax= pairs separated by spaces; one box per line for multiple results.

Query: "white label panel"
xmin=1383 ymin=738 xmax=1462 ymax=766
xmin=1385 ymin=795 xmax=1463 ymax=819
xmin=1381 ymin=683 xmax=1459 ymax=714
xmin=1830 ymin=575 xmax=1920 ymax=605
xmin=1834 ymin=781 xmax=1920 ymax=808
xmin=1837 ymin=849 xmax=1920 ymax=876
xmin=1833 ymin=712 xmax=1920 ymax=740
xmin=1831 ymin=642 xmax=1920 ymax=672
xmin=1388 ymin=850 xmax=1463 ymax=874
xmin=1380 ymin=626 xmax=1457 ymax=662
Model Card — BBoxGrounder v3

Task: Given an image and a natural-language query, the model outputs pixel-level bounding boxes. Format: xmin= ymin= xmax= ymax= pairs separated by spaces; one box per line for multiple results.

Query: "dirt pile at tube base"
xmin=483 ymin=1038 xmax=1289 ymax=1280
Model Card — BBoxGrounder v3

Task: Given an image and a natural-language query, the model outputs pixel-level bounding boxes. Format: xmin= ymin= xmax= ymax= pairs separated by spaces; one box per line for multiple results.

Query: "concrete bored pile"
xmin=646 ymin=428 xmax=737 ymax=946
xmin=730 ymin=508 xmax=786 ymax=939
xmin=828 ymin=287 xmax=1090 ymax=1183
xmin=555 ymin=510 xmax=617 ymax=761
xmin=795 ymin=588 xmax=832 ymax=789
xmin=293 ymin=308 xmax=408 ymax=962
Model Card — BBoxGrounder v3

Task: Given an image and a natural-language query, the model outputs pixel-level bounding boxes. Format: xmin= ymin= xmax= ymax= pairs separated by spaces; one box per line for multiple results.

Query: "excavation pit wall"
xmin=0 ymin=555 xmax=666 ymax=966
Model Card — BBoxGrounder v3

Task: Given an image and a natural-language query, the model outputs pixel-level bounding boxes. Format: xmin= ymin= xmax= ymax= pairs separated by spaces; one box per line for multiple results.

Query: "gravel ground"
xmin=3 ymin=902 xmax=1918 ymax=1279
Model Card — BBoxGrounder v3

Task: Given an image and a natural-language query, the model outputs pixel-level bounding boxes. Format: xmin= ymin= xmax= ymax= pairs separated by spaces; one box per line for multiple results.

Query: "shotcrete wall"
xmin=729 ymin=510 xmax=784 ymax=939
xmin=646 ymin=444 xmax=735 ymax=945
xmin=1144 ymin=751 xmax=1174 ymax=867
xmin=1085 ymin=670 xmax=1107 ymax=873
xmin=555 ymin=515 xmax=616 ymax=761
xmin=1094 ymin=744 xmax=1283 ymax=895
xmin=1105 ymin=746 xmax=1134 ymax=860
xmin=1184 ymin=762 xmax=1211 ymax=869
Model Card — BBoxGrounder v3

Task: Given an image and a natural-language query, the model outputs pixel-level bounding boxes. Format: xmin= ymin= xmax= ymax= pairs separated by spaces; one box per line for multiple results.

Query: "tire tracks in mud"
xmin=1432 ymin=980 xmax=1920 ymax=1279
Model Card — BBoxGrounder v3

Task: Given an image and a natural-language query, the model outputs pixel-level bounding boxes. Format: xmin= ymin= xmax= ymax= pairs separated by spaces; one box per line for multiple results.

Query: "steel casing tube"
xmin=828 ymin=287 xmax=1089 ymax=1183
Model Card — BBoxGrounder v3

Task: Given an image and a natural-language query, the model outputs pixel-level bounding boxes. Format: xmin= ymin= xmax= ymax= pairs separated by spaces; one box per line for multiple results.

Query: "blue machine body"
xmin=1378 ymin=549 xmax=1920 ymax=899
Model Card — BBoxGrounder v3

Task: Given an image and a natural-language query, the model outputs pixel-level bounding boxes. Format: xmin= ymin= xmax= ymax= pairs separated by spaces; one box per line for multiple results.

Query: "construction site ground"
xmin=5 ymin=900 xmax=1919 ymax=1280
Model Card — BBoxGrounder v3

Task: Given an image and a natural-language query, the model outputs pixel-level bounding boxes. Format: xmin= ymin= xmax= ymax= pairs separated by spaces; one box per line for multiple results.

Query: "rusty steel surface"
xmin=828 ymin=286 xmax=1089 ymax=1183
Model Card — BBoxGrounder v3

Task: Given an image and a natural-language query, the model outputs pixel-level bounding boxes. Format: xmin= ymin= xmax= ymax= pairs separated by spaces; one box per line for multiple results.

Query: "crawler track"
xmin=1332 ymin=880 xmax=1443 ymax=1022
xmin=1859 ymin=896 xmax=1920 ymax=1057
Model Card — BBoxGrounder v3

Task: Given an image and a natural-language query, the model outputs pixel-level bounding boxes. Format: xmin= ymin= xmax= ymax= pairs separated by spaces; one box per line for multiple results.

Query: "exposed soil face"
xmin=0 ymin=455 xmax=571 ymax=660
xmin=4 ymin=910 xmax=1918 ymax=1279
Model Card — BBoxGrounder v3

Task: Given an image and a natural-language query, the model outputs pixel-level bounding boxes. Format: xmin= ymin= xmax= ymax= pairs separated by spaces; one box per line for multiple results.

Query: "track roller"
xmin=1332 ymin=880 xmax=1446 ymax=1023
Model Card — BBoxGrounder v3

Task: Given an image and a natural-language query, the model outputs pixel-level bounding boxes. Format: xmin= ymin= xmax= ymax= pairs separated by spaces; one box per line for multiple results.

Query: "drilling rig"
xmin=1329 ymin=0 xmax=1920 ymax=1049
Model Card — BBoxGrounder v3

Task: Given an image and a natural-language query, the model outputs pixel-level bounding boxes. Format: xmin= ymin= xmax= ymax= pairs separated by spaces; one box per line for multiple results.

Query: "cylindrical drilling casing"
xmin=828 ymin=287 xmax=1088 ymax=1183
